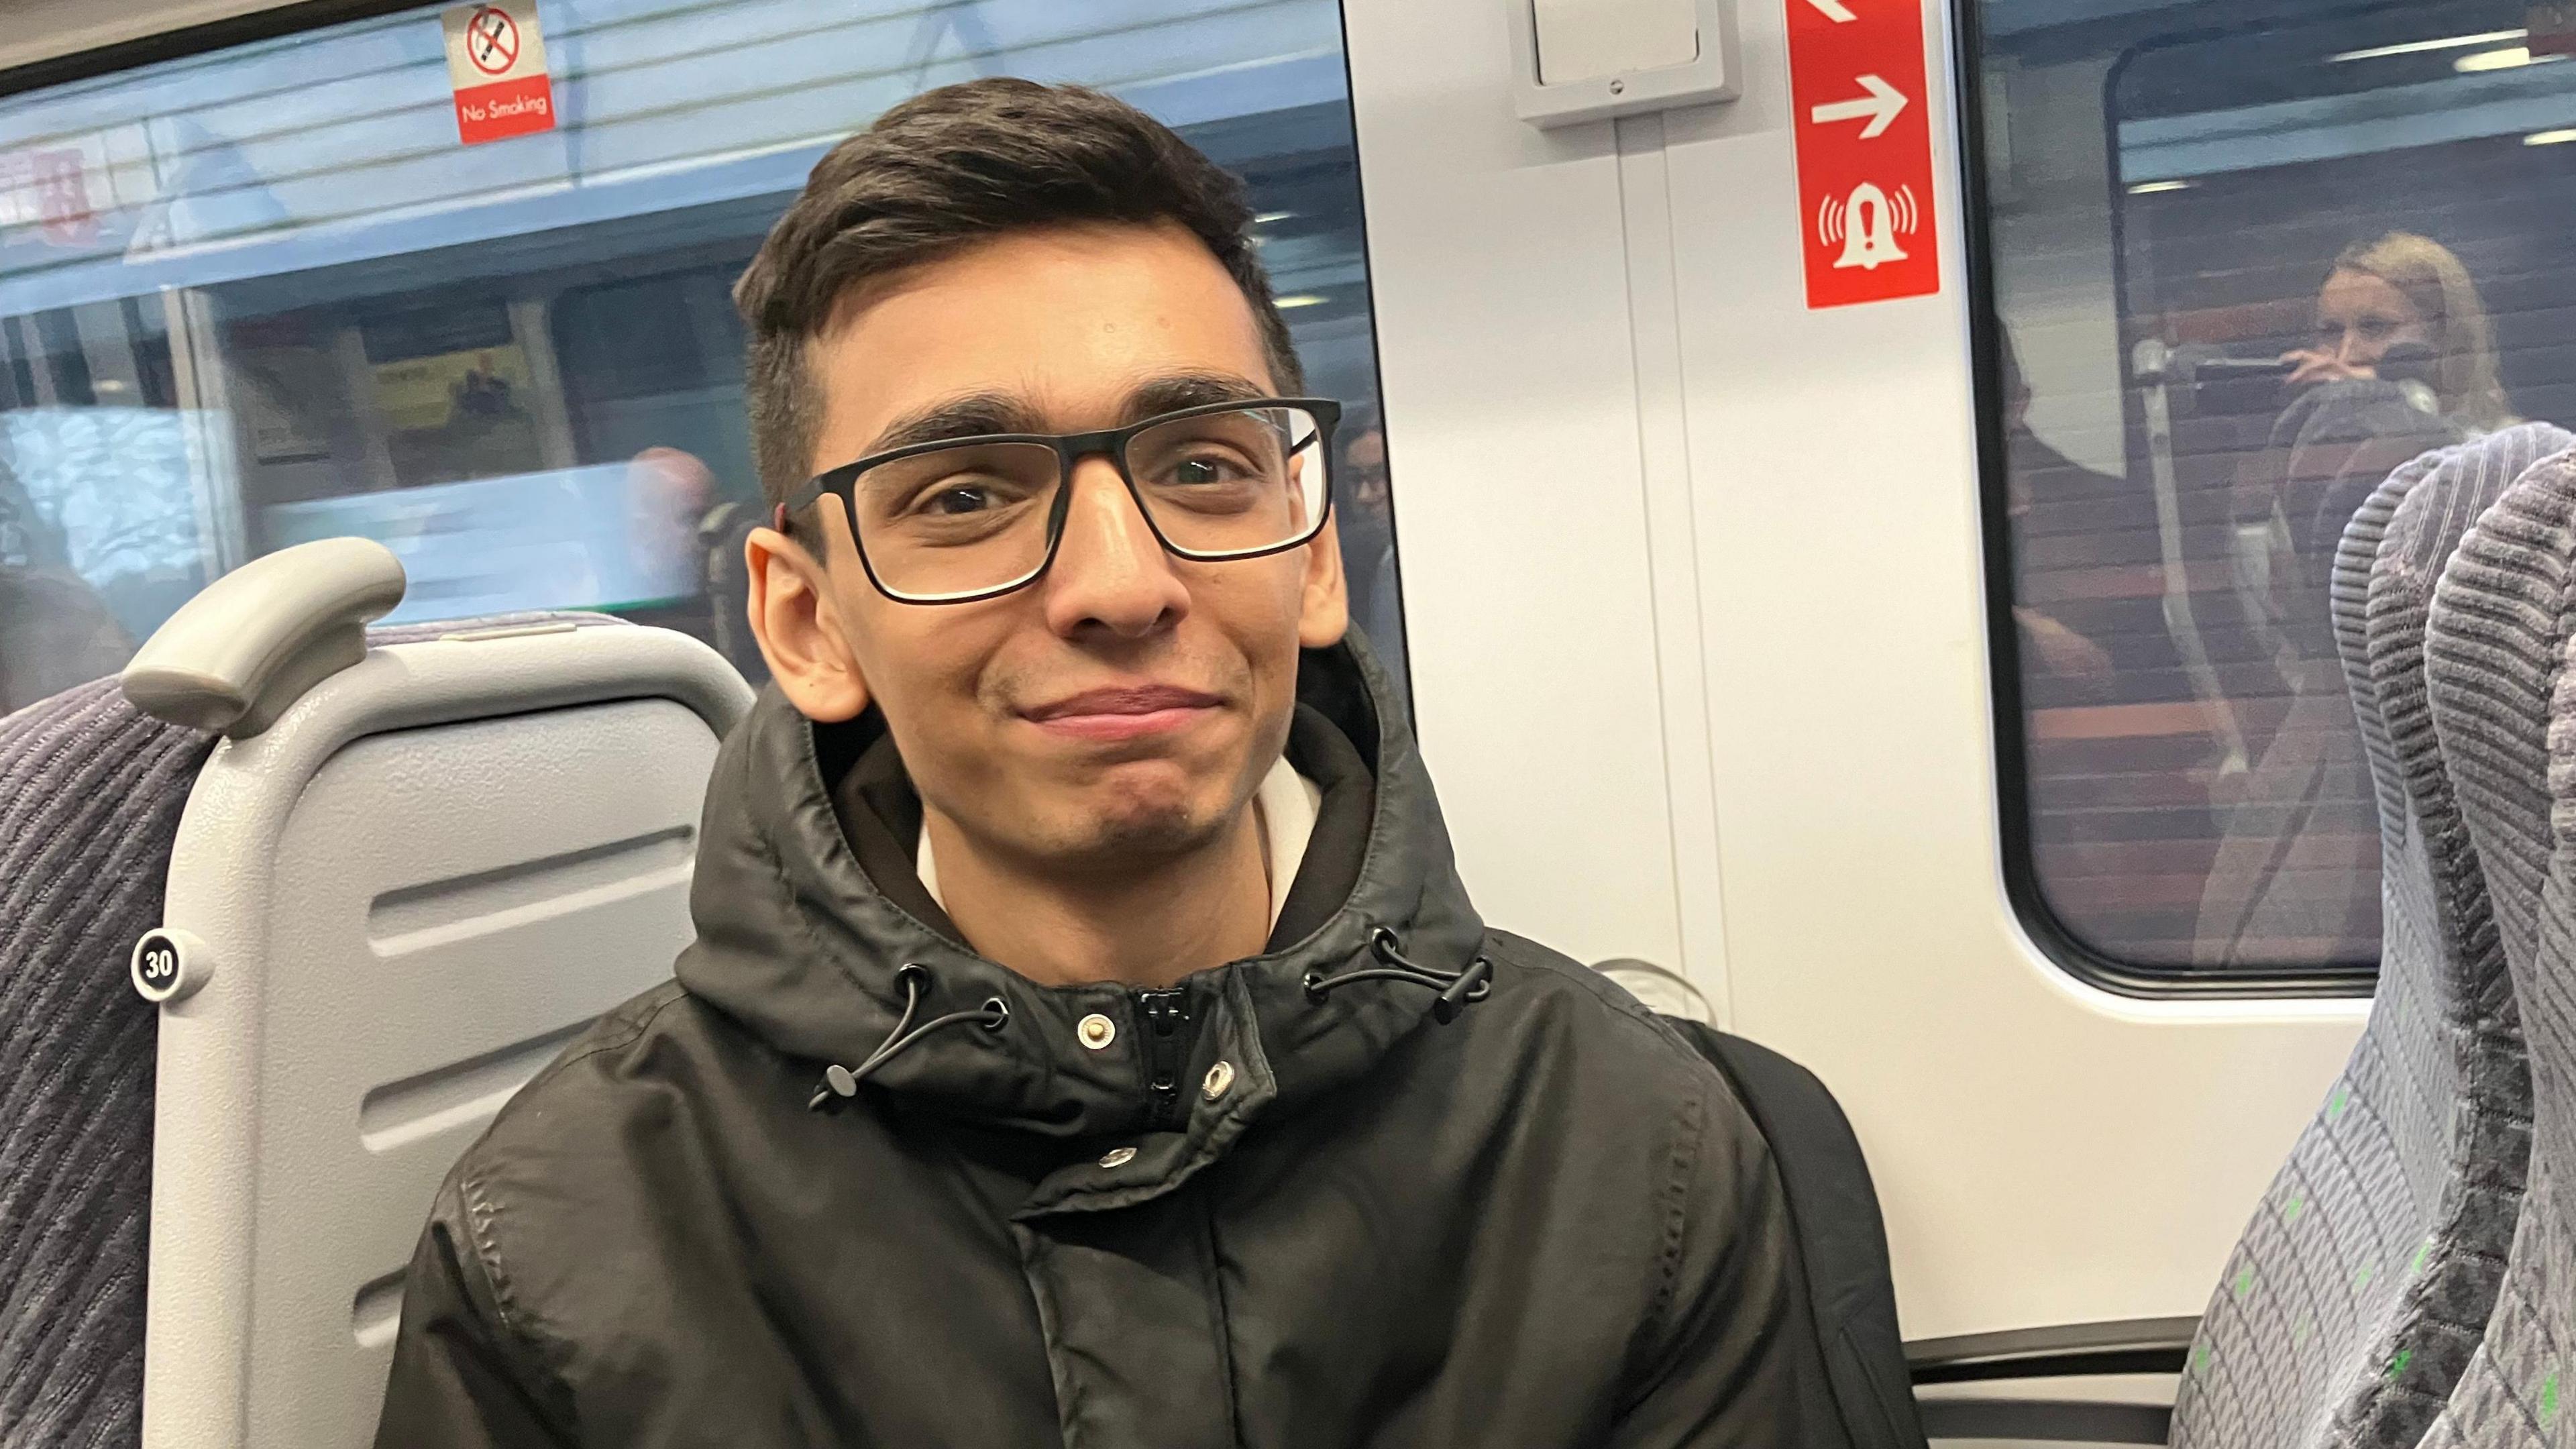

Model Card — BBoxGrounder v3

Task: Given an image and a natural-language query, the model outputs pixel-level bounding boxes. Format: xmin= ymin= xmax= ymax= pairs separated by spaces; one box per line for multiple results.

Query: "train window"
xmin=0 ymin=0 xmax=1404 ymax=712
xmin=1971 ymin=0 xmax=2576 ymax=986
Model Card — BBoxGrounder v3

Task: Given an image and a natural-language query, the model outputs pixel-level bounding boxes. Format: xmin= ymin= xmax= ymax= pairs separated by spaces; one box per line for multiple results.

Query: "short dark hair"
xmin=732 ymin=78 xmax=1304 ymax=511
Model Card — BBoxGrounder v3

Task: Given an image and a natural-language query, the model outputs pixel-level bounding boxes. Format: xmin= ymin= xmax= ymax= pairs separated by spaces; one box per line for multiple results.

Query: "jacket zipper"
xmin=1135 ymin=987 xmax=1190 ymax=1128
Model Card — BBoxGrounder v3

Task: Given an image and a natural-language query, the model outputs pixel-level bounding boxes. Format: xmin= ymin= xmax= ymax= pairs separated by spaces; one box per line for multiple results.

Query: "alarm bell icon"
xmin=1819 ymin=181 xmax=1919 ymax=272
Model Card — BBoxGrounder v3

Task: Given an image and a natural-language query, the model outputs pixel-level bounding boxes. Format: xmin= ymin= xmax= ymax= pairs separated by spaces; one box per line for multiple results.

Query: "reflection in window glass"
xmin=0 ymin=0 xmax=1402 ymax=712
xmin=1977 ymin=0 xmax=2576 ymax=975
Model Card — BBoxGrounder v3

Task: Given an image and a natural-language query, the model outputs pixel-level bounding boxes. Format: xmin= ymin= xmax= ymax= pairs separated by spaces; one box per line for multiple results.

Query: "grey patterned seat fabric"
xmin=0 ymin=679 xmax=217 ymax=1449
xmin=2420 ymin=443 xmax=2576 ymax=1446
xmin=2172 ymin=425 xmax=2571 ymax=1449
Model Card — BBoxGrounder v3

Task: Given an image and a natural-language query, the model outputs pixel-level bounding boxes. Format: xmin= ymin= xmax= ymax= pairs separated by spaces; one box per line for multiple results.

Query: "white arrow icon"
xmin=1805 ymin=0 xmax=1858 ymax=21
xmin=1810 ymin=74 xmax=1909 ymax=139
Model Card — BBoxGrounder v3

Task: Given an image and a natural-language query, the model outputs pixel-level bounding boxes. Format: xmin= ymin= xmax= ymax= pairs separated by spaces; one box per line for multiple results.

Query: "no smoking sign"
xmin=441 ymin=0 xmax=555 ymax=146
xmin=466 ymin=7 xmax=519 ymax=74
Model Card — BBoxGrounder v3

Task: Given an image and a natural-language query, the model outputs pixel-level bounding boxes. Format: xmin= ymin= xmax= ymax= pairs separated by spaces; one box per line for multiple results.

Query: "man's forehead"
xmin=805 ymin=223 xmax=1273 ymax=456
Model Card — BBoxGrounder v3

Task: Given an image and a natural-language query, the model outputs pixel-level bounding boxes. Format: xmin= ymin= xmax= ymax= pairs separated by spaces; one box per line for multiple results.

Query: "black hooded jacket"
xmin=374 ymin=640 xmax=1803 ymax=1447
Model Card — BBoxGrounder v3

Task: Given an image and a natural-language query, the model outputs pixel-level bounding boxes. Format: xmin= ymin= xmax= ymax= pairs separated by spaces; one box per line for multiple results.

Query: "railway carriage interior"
xmin=7 ymin=0 xmax=2576 ymax=1443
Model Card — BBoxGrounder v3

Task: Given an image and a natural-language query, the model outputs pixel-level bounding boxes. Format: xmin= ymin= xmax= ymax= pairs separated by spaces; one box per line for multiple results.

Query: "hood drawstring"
xmin=812 ymin=932 xmax=1479 ymax=1112
xmin=809 ymin=964 xmax=1010 ymax=1112
xmin=1303 ymin=926 xmax=1493 ymax=1024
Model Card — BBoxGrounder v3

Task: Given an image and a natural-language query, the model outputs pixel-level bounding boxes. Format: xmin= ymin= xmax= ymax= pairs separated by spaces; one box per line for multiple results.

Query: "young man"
xmin=377 ymin=78 xmax=1800 ymax=1447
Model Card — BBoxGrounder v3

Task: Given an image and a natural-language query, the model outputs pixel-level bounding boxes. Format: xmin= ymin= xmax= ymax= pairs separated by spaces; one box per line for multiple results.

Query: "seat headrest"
xmin=2428 ymin=442 xmax=2576 ymax=975
xmin=2369 ymin=427 xmax=2576 ymax=837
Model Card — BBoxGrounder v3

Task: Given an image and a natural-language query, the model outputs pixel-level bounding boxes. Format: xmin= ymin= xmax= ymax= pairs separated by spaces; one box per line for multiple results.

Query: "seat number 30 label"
xmin=131 ymin=928 xmax=203 ymax=1004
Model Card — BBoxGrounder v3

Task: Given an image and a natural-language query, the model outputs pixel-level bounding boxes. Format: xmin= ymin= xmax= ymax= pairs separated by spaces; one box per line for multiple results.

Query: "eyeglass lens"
xmin=847 ymin=405 xmax=1330 ymax=600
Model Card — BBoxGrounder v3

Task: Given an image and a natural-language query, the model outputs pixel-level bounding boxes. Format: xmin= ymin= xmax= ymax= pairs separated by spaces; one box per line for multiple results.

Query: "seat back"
xmin=0 ymin=681 xmax=217 ymax=1449
xmin=1666 ymin=1020 xmax=1929 ymax=1449
xmin=2416 ymin=443 xmax=2576 ymax=1446
xmin=2194 ymin=383 xmax=2464 ymax=967
xmin=1590 ymin=960 xmax=1923 ymax=1449
xmin=0 ymin=538 xmax=753 ymax=1449
xmin=132 ymin=545 xmax=749 ymax=1449
xmin=2191 ymin=663 xmax=2381 ymax=965
xmin=2170 ymin=425 xmax=2569 ymax=1449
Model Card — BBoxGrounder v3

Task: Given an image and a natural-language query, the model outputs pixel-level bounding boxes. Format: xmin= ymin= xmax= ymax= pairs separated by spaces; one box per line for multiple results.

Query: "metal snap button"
xmin=1077 ymin=1013 xmax=1116 ymax=1050
xmin=1098 ymin=1146 xmax=1137 ymax=1169
xmin=1202 ymin=1060 xmax=1236 ymax=1101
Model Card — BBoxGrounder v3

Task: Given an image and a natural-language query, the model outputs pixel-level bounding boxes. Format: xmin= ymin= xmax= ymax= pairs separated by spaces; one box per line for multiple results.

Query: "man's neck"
xmin=922 ymin=804 xmax=1273 ymax=989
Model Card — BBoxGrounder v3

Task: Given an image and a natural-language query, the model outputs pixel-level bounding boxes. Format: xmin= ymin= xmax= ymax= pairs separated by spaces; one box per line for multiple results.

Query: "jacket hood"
xmin=674 ymin=634 xmax=1488 ymax=1173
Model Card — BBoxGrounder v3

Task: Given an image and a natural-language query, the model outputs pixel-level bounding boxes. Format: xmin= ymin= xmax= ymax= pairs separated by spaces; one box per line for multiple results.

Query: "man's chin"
xmin=1081 ymin=811 xmax=1221 ymax=864
xmin=1044 ymin=774 xmax=1234 ymax=867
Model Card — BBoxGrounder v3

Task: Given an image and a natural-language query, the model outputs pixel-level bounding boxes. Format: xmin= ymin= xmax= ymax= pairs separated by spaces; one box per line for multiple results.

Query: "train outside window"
xmin=0 ymin=0 xmax=1405 ymax=716
xmin=1976 ymin=0 xmax=2576 ymax=983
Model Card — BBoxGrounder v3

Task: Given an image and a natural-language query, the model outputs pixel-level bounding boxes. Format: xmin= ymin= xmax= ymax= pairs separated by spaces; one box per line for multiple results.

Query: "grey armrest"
xmin=1908 ymin=1316 xmax=2196 ymax=1382
xmin=1916 ymin=1385 xmax=2174 ymax=1444
xmin=121 ymin=538 xmax=407 ymax=738
xmin=1909 ymin=1318 xmax=2196 ymax=1446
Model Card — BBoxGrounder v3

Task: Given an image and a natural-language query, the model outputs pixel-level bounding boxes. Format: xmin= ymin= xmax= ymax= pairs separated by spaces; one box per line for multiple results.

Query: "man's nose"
xmin=1040 ymin=455 xmax=1189 ymax=639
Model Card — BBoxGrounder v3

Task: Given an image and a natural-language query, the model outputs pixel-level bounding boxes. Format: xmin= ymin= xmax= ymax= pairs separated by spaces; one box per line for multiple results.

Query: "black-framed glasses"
xmin=788 ymin=397 xmax=1341 ymax=604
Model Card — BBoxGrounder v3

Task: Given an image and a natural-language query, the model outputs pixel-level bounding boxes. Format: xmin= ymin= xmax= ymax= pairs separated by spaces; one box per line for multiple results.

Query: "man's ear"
xmin=745 ymin=522 xmax=873 ymax=722
xmin=1297 ymin=513 xmax=1350 ymax=650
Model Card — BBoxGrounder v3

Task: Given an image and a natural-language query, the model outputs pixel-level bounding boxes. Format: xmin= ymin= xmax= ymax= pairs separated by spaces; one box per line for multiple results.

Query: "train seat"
xmin=1680 ymin=1022 xmax=1930 ymax=1449
xmin=2416 ymin=442 xmax=2576 ymax=1444
xmin=2169 ymin=425 xmax=2573 ymax=1449
xmin=0 ymin=537 xmax=750 ymax=1449
xmin=0 ymin=676 xmax=222 ymax=1447
xmin=1596 ymin=959 xmax=1928 ymax=1448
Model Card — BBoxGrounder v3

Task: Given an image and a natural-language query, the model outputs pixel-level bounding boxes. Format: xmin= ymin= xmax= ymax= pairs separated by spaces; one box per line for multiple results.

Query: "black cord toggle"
xmin=1303 ymin=926 xmax=1494 ymax=1024
xmin=808 ymin=963 xmax=1010 ymax=1112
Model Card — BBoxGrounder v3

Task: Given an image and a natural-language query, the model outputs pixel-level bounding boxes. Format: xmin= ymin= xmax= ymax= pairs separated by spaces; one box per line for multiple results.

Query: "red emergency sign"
xmin=1785 ymin=0 xmax=1941 ymax=309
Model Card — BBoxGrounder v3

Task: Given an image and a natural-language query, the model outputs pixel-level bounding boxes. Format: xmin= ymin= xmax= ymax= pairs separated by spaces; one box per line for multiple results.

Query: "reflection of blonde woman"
xmin=2283 ymin=231 xmax=2516 ymax=433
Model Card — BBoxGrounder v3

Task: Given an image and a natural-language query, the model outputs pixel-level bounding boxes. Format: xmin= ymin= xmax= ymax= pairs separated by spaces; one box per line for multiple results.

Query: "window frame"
xmin=1955 ymin=0 xmax=2384 ymax=1000
xmin=0 ymin=0 xmax=1415 ymax=697
xmin=0 ymin=0 xmax=428 ymax=101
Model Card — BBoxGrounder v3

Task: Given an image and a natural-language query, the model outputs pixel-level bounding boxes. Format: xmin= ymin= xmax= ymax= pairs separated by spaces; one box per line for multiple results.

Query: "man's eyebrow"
xmin=1125 ymin=372 xmax=1273 ymax=420
xmin=861 ymin=376 xmax=1273 ymax=456
xmin=866 ymin=393 xmax=1045 ymax=454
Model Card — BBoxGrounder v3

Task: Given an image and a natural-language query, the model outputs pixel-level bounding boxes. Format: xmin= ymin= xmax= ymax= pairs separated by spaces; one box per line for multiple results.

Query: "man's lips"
xmin=1019 ymin=685 xmax=1224 ymax=742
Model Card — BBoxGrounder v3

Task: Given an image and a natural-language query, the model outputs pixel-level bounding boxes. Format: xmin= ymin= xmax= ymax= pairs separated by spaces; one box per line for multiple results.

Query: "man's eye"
xmin=923 ymin=484 xmax=995 ymax=515
xmin=1171 ymin=455 xmax=1246 ymax=486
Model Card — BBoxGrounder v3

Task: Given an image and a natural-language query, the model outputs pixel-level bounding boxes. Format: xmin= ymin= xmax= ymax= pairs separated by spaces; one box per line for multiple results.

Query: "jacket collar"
xmin=674 ymin=635 xmax=1488 ymax=1167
